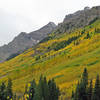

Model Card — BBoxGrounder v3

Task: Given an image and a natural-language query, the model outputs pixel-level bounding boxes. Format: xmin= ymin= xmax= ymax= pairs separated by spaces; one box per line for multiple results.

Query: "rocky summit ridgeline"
xmin=0 ymin=22 xmax=56 ymax=62
xmin=57 ymin=6 xmax=100 ymax=33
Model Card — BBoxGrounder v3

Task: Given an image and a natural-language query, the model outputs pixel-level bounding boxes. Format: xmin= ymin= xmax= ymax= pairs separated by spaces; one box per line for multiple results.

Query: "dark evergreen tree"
xmin=13 ymin=93 xmax=16 ymax=100
xmin=6 ymin=78 xmax=13 ymax=100
xmin=74 ymin=81 xmax=80 ymax=100
xmin=28 ymin=80 xmax=36 ymax=100
xmin=87 ymin=79 xmax=93 ymax=100
xmin=0 ymin=82 xmax=7 ymax=100
xmin=71 ymin=90 xmax=74 ymax=100
xmin=42 ymin=77 xmax=49 ymax=100
xmin=34 ymin=76 xmax=49 ymax=100
xmin=79 ymin=68 xmax=88 ymax=100
xmin=92 ymin=75 xmax=100 ymax=100
xmin=79 ymin=80 xmax=87 ymax=100
xmin=73 ymin=68 xmax=88 ymax=100
xmin=82 ymin=68 xmax=88 ymax=87
xmin=48 ymin=79 xmax=60 ymax=100
xmin=34 ymin=76 xmax=60 ymax=100
xmin=33 ymin=76 xmax=42 ymax=100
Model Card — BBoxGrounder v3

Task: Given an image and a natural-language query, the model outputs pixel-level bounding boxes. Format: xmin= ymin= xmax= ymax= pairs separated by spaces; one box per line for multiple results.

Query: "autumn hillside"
xmin=0 ymin=19 xmax=100 ymax=99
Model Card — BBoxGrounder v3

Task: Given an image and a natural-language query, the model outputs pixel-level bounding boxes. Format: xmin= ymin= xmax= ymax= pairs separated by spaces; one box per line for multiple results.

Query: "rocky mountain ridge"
xmin=0 ymin=22 xmax=56 ymax=62
xmin=57 ymin=6 xmax=100 ymax=33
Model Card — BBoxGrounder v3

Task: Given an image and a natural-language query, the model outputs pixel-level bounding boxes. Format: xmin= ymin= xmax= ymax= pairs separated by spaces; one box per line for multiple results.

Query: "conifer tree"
xmin=13 ymin=93 xmax=16 ymax=100
xmin=82 ymin=68 xmax=88 ymax=87
xmin=34 ymin=75 xmax=49 ymax=100
xmin=92 ymin=75 xmax=100 ymax=100
xmin=79 ymin=80 xmax=87 ymax=100
xmin=28 ymin=80 xmax=36 ymax=100
xmin=74 ymin=81 xmax=80 ymax=100
xmin=79 ymin=68 xmax=88 ymax=100
xmin=48 ymin=79 xmax=60 ymax=100
xmin=74 ymin=68 xmax=88 ymax=100
xmin=34 ymin=76 xmax=60 ymax=100
xmin=0 ymin=82 xmax=7 ymax=100
xmin=71 ymin=90 xmax=74 ymax=100
xmin=33 ymin=76 xmax=42 ymax=100
xmin=42 ymin=77 xmax=49 ymax=100
xmin=88 ymin=79 xmax=93 ymax=100
xmin=6 ymin=78 xmax=13 ymax=100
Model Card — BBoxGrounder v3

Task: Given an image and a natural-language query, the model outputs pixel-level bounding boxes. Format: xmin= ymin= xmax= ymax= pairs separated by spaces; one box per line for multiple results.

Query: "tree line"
xmin=47 ymin=35 xmax=80 ymax=51
xmin=1 ymin=68 xmax=100 ymax=100
xmin=71 ymin=68 xmax=100 ymax=100
xmin=0 ymin=76 xmax=60 ymax=100
xmin=0 ymin=78 xmax=14 ymax=100
xmin=24 ymin=75 xmax=60 ymax=100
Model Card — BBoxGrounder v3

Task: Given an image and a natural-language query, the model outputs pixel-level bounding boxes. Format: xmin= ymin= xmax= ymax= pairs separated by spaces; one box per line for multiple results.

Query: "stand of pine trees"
xmin=24 ymin=76 xmax=60 ymax=100
xmin=1 ymin=69 xmax=100 ymax=100
xmin=71 ymin=68 xmax=100 ymax=100
xmin=0 ymin=78 xmax=13 ymax=100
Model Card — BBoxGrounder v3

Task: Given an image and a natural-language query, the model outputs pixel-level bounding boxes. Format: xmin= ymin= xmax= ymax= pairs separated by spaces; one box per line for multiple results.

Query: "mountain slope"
xmin=0 ymin=18 xmax=100 ymax=99
xmin=0 ymin=6 xmax=100 ymax=63
xmin=0 ymin=22 xmax=56 ymax=62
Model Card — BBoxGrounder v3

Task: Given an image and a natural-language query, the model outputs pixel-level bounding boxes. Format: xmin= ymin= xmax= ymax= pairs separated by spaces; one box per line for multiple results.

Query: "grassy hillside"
xmin=0 ymin=19 xmax=100 ymax=99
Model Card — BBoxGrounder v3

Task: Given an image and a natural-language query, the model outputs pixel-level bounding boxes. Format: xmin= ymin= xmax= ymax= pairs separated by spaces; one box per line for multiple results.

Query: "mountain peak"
xmin=84 ymin=6 xmax=90 ymax=10
xmin=47 ymin=22 xmax=56 ymax=27
xmin=18 ymin=32 xmax=27 ymax=37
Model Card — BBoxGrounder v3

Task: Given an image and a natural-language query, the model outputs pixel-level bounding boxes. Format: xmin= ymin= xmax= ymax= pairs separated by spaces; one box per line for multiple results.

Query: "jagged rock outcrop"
xmin=57 ymin=6 xmax=100 ymax=33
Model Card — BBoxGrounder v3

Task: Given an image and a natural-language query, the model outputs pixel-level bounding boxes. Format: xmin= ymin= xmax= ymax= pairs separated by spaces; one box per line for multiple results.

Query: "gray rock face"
xmin=57 ymin=6 xmax=100 ymax=33
xmin=0 ymin=22 xmax=56 ymax=62
xmin=29 ymin=22 xmax=56 ymax=40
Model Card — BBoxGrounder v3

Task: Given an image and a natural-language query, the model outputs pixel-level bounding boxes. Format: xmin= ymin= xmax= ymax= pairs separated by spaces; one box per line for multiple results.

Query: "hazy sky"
xmin=0 ymin=0 xmax=100 ymax=46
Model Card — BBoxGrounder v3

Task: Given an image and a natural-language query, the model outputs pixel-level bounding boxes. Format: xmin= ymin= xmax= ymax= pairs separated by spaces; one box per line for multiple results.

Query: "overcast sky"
xmin=0 ymin=0 xmax=100 ymax=46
